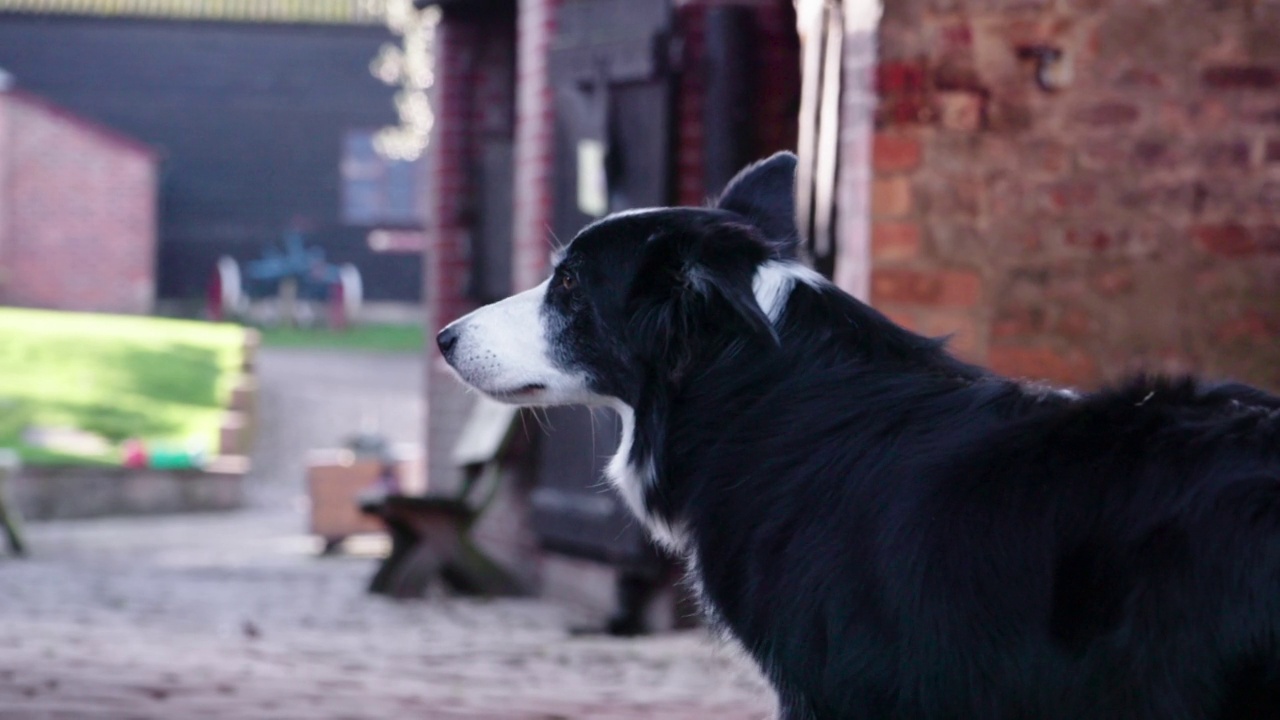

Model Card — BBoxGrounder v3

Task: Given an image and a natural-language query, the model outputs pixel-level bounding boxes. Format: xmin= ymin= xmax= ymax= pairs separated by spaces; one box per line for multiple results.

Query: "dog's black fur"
xmin=455 ymin=153 xmax=1280 ymax=718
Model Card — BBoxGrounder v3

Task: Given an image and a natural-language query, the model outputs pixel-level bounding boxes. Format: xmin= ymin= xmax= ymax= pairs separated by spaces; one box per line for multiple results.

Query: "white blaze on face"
xmin=439 ymin=279 xmax=592 ymax=405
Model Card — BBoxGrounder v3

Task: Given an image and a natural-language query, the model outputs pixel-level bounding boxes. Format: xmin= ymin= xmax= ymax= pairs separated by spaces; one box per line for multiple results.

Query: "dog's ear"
xmin=716 ymin=152 xmax=799 ymax=259
xmin=629 ymin=224 xmax=777 ymax=382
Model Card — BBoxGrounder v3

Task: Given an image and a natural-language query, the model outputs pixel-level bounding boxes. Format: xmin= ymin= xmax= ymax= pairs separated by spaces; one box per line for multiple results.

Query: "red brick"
xmin=1202 ymin=65 xmax=1280 ymax=90
xmin=876 ymin=61 xmax=927 ymax=95
xmin=987 ymin=99 xmax=1034 ymax=133
xmin=1257 ymin=226 xmax=1280 ymax=253
xmin=1023 ymin=140 xmax=1069 ymax=175
xmin=1215 ymin=311 xmax=1277 ymax=343
xmin=1246 ymin=104 xmax=1280 ymax=124
xmin=1133 ymin=140 xmax=1171 ymax=167
xmin=1064 ymin=228 xmax=1113 ymax=252
xmin=942 ymin=21 xmax=967 ymax=50
xmin=913 ymin=310 xmax=982 ymax=359
xmin=1201 ymin=141 xmax=1251 ymax=169
xmin=871 ymin=268 xmax=982 ymax=308
xmin=1071 ymin=102 xmax=1141 ymax=127
xmin=1046 ymin=182 xmax=1099 ymax=212
xmin=1114 ymin=67 xmax=1166 ymax=89
xmin=1193 ymin=224 xmax=1256 ymax=256
xmin=936 ymin=91 xmax=986 ymax=132
xmin=991 ymin=305 xmax=1046 ymax=339
xmin=871 ymin=177 xmax=913 ymax=218
xmin=987 ymin=345 xmax=1098 ymax=387
xmin=877 ymin=96 xmax=932 ymax=126
xmin=1055 ymin=307 xmax=1094 ymax=340
xmin=873 ymin=133 xmax=923 ymax=173
xmin=883 ymin=307 xmax=919 ymax=331
xmin=510 ymin=0 xmax=558 ymax=292
xmin=1079 ymin=139 xmax=1126 ymax=167
xmin=933 ymin=60 xmax=986 ymax=94
xmin=1092 ymin=267 xmax=1135 ymax=296
xmin=871 ymin=222 xmax=922 ymax=262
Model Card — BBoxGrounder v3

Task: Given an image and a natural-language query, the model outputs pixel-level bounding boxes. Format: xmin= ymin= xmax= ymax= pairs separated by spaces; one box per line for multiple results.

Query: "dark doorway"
xmin=531 ymin=0 xmax=675 ymax=568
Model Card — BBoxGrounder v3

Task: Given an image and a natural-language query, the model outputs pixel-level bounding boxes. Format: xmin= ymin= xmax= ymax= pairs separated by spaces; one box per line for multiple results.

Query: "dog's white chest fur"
xmin=603 ymin=261 xmax=823 ymax=556
xmin=605 ymin=402 xmax=688 ymax=553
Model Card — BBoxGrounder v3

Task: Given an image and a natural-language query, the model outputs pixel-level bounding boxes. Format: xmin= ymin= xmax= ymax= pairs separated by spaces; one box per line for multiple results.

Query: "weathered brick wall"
xmin=424 ymin=14 xmax=506 ymax=495
xmin=870 ymin=0 xmax=1280 ymax=391
xmin=0 ymin=90 xmax=157 ymax=314
xmin=422 ymin=6 xmax=539 ymax=586
xmin=512 ymin=0 xmax=559 ymax=292
xmin=675 ymin=2 xmax=708 ymax=207
xmin=674 ymin=0 xmax=800 ymax=206
xmin=0 ymin=93 xmax=9 ymax=287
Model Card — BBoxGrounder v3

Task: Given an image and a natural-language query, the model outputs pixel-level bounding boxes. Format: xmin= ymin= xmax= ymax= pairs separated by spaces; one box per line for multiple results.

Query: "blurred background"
xmin=0 ymin=0 xmax=1276 ymax=717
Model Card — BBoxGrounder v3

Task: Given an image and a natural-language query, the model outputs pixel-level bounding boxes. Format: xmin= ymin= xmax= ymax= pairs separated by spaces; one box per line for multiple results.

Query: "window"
xmin=341 ymin=130 xmax=423 ymax=226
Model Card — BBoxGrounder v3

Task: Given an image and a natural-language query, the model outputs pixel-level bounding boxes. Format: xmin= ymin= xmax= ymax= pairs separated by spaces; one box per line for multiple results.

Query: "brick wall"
xmin=424 ymin=0 xmax=554 ymax=487
xmin=674 ymin=0 xmax=800 ymax=207
xmin=419 ymin=7 xmax=540 ymax=576
xmin=0 ymin=90 xmax=157 ymax=314
xmin=0 ymin=92 xmax=9 ymax=286
xmin=674 ymin=3 xmax=708 ymax=207
xmin=512 ymin=0 xmax=558 ymax=292
xmin=868 ymin=0 xmax=1280 ymax=391
xmin=425 ymin=15 xmax=490 ymax=497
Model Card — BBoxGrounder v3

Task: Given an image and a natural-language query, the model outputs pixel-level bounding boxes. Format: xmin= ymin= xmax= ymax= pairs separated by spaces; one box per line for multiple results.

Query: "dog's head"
xmin=437 ymin=152 xmax=812 ymax=409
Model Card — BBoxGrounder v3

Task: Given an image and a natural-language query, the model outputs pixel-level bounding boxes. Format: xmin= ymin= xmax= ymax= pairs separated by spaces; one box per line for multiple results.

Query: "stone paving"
xmin=0 ymin=349 xmax=775 ymax=719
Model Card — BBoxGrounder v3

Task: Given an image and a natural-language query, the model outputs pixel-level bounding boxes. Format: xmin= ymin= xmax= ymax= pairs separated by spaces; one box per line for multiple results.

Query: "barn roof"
xmin=0 ymin=0 xmax=385 ymax=25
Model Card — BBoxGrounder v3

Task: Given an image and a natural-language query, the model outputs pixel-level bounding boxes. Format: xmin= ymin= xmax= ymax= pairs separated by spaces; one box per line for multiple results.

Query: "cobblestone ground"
xmin=0 ymin=349 xmax=775 ymax=719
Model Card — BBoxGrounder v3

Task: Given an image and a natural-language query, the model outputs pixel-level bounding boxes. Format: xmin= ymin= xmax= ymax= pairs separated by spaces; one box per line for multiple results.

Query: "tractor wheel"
xmin=207 ymin=256 xmax=242 ymax=322
xmin=328 ymin=264 xmax=363 ymax=329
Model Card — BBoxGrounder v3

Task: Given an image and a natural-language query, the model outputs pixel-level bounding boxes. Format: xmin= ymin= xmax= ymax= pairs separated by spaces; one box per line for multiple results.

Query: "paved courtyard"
xmin=0 ymin=349 xmax=775 ymax=719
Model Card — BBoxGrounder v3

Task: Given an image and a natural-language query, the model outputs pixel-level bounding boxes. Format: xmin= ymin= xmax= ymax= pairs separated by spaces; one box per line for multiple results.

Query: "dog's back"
xmin=675 ymin=275 xmax=1280 ymax=718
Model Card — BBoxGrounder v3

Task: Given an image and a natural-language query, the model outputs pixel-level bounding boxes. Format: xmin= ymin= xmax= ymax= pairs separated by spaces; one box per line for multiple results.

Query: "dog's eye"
xmin=561 ymin=274 xmax=577 ymax=291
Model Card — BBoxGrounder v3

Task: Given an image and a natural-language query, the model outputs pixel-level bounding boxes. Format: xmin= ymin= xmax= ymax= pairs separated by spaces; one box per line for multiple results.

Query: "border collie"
xmin=437 ymin=153 xmax=1280 ymax=719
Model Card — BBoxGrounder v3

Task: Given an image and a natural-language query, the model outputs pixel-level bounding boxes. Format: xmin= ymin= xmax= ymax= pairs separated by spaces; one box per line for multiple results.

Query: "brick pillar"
xmin=512 ymin=0 xmax=559 ymax=292
xmin=425 ymin=21 xmax=479 ymax=341
xmin=424 ymin=18 xmax=481 ymax=494
xmin=0 ymin=94 xmax=11 ymax=303
xmin=863 ymin=1 xmax=989 ymax=366
xmin=674 ymin=3 xmax=708 ymax=208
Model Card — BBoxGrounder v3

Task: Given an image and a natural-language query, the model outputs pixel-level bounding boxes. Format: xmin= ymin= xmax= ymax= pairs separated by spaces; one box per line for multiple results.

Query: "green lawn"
xmin=0 ymin=308 xmax=245 ymax=465
xmin=256 ymin=323 xmax=425 ymax=353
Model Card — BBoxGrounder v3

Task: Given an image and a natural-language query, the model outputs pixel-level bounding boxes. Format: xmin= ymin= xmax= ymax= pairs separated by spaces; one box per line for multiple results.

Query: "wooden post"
xmin=0 ymin=449 xmax=27 ymax=556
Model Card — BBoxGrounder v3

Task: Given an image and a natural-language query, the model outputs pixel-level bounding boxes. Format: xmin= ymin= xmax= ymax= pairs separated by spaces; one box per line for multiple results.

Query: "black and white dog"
xmin=437 ymin=153 xmax=1280 ymax=719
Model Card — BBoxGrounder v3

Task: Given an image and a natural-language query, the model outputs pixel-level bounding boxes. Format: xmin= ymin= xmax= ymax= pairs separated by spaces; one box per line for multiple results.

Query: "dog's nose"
xmin=436 ymin=325 xmax=460 ymax=359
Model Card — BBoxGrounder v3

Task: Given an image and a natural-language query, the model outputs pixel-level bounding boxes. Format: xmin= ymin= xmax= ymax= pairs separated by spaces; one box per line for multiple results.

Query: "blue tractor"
xmin=208 ymin=231 xmax=363 ymax=328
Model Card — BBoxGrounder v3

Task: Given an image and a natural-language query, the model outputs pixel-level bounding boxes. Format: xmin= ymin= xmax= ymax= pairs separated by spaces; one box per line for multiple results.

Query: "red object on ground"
xmin=207 ymin=266 xmax=224 ymax=322
xmin=328 ymin=280 xmax=348 ymax=330
xmin=122 ymin=439 xmax=148 ymax=469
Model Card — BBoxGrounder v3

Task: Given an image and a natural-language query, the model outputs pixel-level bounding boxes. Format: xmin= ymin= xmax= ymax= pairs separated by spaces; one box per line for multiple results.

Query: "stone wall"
xmin=10 ymin=461 xmax=245 ymax=521
xmin=866 ymin=0 xmax=1280 ymax=391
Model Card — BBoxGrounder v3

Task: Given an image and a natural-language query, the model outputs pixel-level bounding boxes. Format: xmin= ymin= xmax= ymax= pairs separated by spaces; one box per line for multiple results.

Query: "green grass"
xmin=256 ymin=323 xmax=425 ymax=353
xmin=0 ymin=308 xmax=245 ymax=466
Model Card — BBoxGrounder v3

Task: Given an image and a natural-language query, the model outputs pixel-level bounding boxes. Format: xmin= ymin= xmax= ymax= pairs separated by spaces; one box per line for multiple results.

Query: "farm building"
xmin=416 ymin=0 xmax=1280 ymax=624
xmin=0 ymin=77 xmax=159 ymax=314
xmin=0 ymin=1 xmax=424 ymax=308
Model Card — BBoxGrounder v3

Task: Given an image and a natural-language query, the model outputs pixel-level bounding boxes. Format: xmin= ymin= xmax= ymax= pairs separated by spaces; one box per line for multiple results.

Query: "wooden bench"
xmin=0 ymin=449 xmax=27 ymax=557
xmin=359 ymin=398 xmax=523 ymax=599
